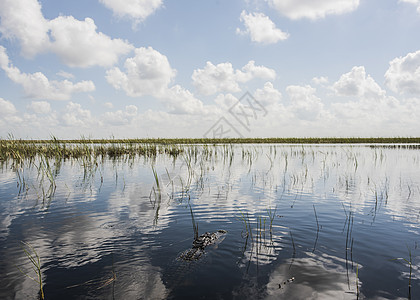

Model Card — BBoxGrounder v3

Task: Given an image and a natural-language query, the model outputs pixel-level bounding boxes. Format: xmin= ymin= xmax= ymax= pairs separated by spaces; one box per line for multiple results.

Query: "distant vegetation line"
xmin=2 ymin=137 xmax=420 ymax=144
xmin=1 ymin=137 xmax=420 ymax=162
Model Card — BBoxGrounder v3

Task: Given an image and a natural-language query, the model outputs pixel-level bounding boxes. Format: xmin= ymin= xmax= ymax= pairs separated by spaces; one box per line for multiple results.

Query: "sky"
xmin=0 ymin=0 xmax=420 ymax=139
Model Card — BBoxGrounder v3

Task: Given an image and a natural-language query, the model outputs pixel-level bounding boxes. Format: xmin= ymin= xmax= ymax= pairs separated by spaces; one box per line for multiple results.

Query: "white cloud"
xmin=49 ymin=16 xmax=133 ymax=68
xmin=0 ymin=0 xmax=49 ymax=58
xmin=0 ymin=47 xmax=9 ymax=69
xmin=106 ymin=47 xmax=207 ymax=114
xmin=102 ymin=105 xmax=138 ymax=125
xmin=214 ymin=93 xmax=239 ymax=110
xmin=0 ymin=98 xmax=21 ymax=128
xmin=330 ymin=92 xmax=412 ymax=138
xmin=329 ymin=67 xmax=415 ymax=133
xmin=312 ymin=76 xmax=329 ymax=85
xmin=400 ymin=0 xmax=420 ymax=13
xmin=62 ymin=102 xmax=98 ymax=127
xmin=99 ymin=0 xmax=163 ymax=23
xmin=27 ymin=101 xmax=51 ymax=114
xmin=0 ymin=97 xmax=17 ymax=115
xmin=104 ymin=102 xmax=114 ymax=109
xmin=163 ymin=85 xmax=204 ymax=114
xmin=22 ymin=112 xmax=59 ymax=130
xmin=332 ymin=96 xmax=400 ymax=122
xmin=0 ymin=46 xmax=95 ymax=100
xmin=237 ymin=60 xmax=277 ymax=82
xmin=125 ymin=104 xmax=138 ymax=116
xmin=385 ymin=50 xmax=420 ymax=95
xmin=268 ymin=0 xmax=360 ymax=20
xmin=0 ymin=0 xmax=133 ymax=67
xmin=253 ymin=82 xmax=282 ymax=106
xmin=236 ymin=11 xmax=289 ymax=44
xmin=192 ymin=62 xmax=240 ymax=95
xmin=192 ymin=60 xmax=276 ymax=95
xmin=106 ymin=47 xmax=176 ymax=97
xmin=56 ymin=71 xmax=75 ymax=79
xmin=286 ymin=85 xmax=324 ymax=120
xmin=332 ymin=66 xmax=385 ymax=98
xmin=327 ymin=66 xmax=413 ymax=133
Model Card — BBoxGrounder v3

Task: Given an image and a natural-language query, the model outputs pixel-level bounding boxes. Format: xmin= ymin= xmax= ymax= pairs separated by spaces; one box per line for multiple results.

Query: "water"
xmin=1 ymin=144 xmax=419 ymax=299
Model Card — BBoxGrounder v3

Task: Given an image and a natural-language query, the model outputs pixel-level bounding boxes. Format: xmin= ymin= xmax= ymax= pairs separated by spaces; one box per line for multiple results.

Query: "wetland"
xmin=0 ymin=139 xmax=419 ymax=299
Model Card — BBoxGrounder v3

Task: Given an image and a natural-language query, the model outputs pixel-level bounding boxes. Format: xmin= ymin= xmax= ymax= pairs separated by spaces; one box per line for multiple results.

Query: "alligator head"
xmin=179 ymin=230 xmax=227 ymax=261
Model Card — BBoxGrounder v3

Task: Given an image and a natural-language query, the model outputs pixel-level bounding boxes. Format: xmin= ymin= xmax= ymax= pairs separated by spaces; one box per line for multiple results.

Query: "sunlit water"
xmin=1 ymin=144 xmax=420 ymax=299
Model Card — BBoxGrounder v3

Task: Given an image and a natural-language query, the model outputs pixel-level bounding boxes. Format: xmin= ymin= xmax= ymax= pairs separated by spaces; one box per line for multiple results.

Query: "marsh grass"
xmin=152 ymin=166 xmax=161 ymax=191
xmin=313 ymin=204 xmax=320 ymax=231
xmin=37 ymin=157 xmax=57 ymax=203
xmin=189 ymin=205 xmax=199 ymax=241
xmin=2 ymin=137 xmax=419 ymax=204
xmin=356 ymin=263 xmax=360 ymax=299
xmin=344 ymin=211 xmax=356 ymax=289
xmin=0 ymin=138 xmax=183 ymax=162
xmin=0 ymin=138 xmax=186 ymax=208
xmin=237 ymin=207 xmax=284 ymax=267
xmin=237 ymin=208 xmax=252 ymax=239
xmin=4 ymin=137 xmax=420 ymax=145
xmin=312 ymin=204 xmax=320 ymax=252
xmin=392 ymin=245 xmax=414 ymax=299
xmin=16 ymin=241 xmax=44 ymax=300
xmin=266 ymin=206 xmax=277 ymax=236
xmin=149 ymin=166 xmax=163 ymax=226
xmin=289 ymin=230 xmax=296 ymax=255
xmin=2 ymin=137 xmax=419 ymax=164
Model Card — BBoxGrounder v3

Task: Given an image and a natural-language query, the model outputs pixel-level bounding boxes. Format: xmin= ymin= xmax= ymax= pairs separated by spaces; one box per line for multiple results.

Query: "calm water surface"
xmin=1 ymin=144 xmax=420 ymax=299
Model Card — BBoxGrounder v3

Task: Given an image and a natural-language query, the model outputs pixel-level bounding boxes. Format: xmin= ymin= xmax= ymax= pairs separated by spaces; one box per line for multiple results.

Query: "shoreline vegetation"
xmin=2 ymin=137 xmax=420 ymax=144
xmin=1 ymin=137 xmax=420 ymax=161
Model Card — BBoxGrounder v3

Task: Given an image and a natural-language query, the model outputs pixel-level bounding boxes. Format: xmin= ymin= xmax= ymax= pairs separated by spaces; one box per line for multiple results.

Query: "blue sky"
xmin=1 ymin=0 xmax=420 ymax=138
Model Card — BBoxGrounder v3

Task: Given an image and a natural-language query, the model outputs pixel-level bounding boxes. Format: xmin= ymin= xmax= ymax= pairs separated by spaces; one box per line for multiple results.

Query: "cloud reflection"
xmin=265 ymin=252 xmax=361 ymax=299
